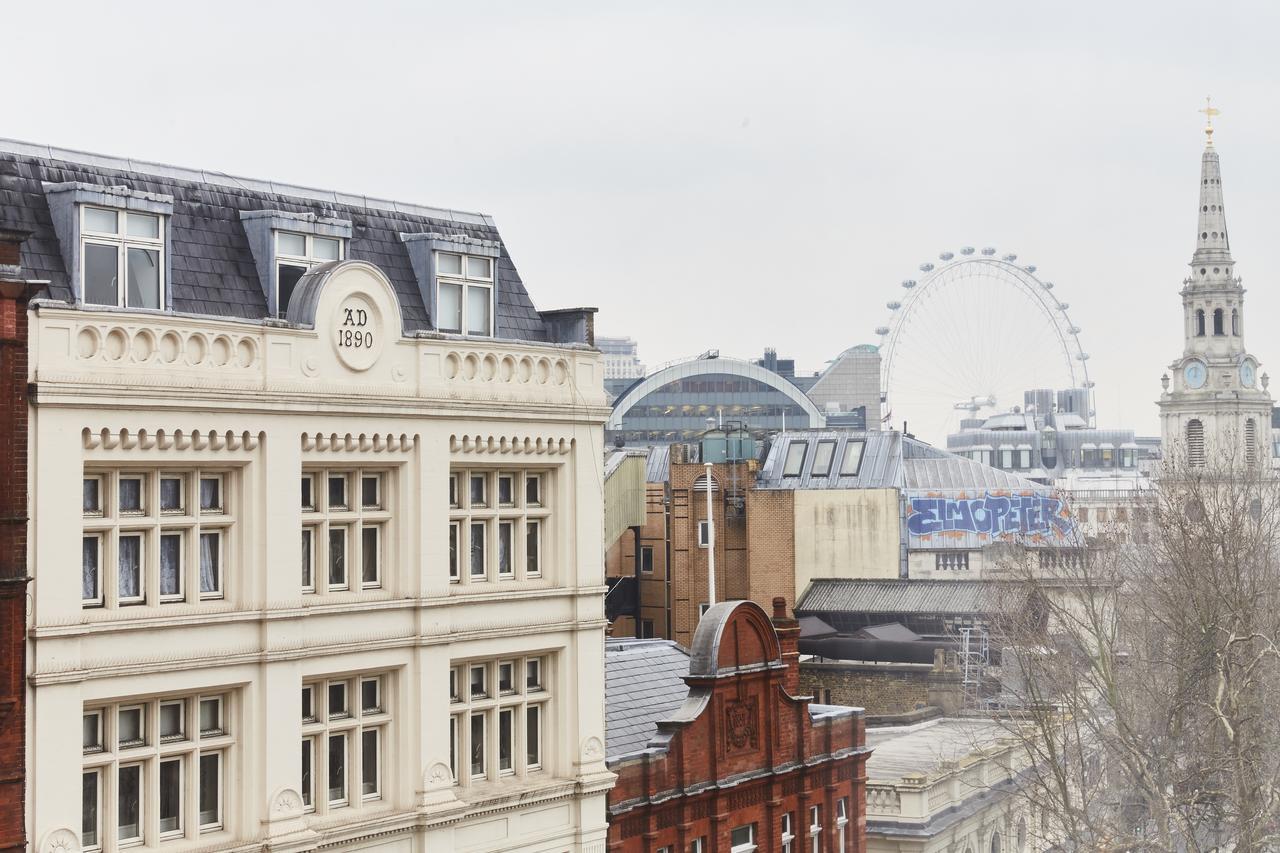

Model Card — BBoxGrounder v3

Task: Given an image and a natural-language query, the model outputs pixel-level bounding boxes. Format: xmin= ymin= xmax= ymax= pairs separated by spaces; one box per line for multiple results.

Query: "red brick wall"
xmin=606 ymin=482 xmax=670 ymax=638
xmin=607 ymin=602 xmax=867 ymax=853
xmin=0 ymin=244 xmax=34 ymax=853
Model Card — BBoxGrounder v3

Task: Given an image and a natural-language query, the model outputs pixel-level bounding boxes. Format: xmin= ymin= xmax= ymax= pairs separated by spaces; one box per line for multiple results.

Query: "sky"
xmin=7 ymin=0 xmax=1280 ymax=441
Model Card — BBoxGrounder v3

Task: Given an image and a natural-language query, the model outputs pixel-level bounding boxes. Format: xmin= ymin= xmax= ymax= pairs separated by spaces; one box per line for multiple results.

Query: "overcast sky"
xmin=9 ymin=1 xmax=1280 ymax=440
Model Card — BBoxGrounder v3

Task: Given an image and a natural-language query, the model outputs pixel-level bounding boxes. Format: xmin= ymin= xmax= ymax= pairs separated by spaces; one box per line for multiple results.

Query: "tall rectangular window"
xmin=83 ymin=468 xmax=233 ymax=609
xmin=450 ymin=656 xmax=548 ymax=788
xmin=302 ymin=672 xmax=389 ymax=815
xmin=85 ymin=690 xmax=233 ymax=846
xmin=303 ymin=468 xmax=391 ymax=595
xmin=783 ymin=441 xmax=808 ymax=477
xmin=452 ymin=468 xmax=550 ymax=586
xmin=435 ymin=251 xmax=494 ymax=336
xmin=812 ymin=440 xmax=836 ymax=477
xmin=80 ymin=206 xmax=165 ymax=309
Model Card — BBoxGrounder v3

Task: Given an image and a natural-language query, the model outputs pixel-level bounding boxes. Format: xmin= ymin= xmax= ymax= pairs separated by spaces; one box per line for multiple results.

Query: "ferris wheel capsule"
xmin=1069 ymin=326 xmax=1081 ymax=334
xmin=1024 ymin=265 xmax=1037 ymax=273
xmin=939 ymin=252 xmax=954 ymax=261
xmin=1042 ymin=281 xmax=1054 ymax=289
xmin=981 ymin=247 xmax=996 ymax=256
xmin=960 ymin=246 xmax=975 ymax=255
xmin=875 ymin=326 xmax=890 ymax=336
xmin=902 ymin=279 xmax=917 ymax=289
xmin=1058 ymin=302 xmax=1070 ymax=310
xmin=1002 ymin=253 xmax=1017 ymax=262
xmin=887 ymin=301 xmax=901 ymax=310
xmin=919 ymin=262 xmax=935 ymax=272
xmin=1077 ymin=353 xmax=1090 ymax=360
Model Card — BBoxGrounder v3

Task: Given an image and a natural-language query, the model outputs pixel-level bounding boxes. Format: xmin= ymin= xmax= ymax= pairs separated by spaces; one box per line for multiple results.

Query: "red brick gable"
xmin=607 ymin=600 xmax=868 ymax=853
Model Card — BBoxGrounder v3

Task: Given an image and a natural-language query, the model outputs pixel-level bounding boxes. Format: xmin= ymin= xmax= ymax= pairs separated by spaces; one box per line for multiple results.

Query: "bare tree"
xmin=991 ymin=445 xmax=1280 ymax=852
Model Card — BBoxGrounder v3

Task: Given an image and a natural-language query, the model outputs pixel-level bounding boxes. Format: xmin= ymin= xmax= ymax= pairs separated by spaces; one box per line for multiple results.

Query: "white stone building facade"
xmin=8 ymin=141 xmax=613 ymax=853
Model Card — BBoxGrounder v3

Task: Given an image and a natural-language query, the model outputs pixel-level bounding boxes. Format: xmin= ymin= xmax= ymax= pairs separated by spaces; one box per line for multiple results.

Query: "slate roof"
xmin=865 ymin=717 xmax=1007 ymax=781
xmin=604 ymin=639 xmax=692 ymax=760
xmin=796 ymin=579 xmax=1000 ymax=617
xmin=0 ymin=138 xmax=550 ymax=339
xmin=756 ymin=430 xmax=1049 ymax=493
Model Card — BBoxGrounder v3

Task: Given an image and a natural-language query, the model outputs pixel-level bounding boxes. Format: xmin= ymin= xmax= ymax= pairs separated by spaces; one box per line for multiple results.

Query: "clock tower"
xmin=1159 ymin=103 xmax=1272 ymax=469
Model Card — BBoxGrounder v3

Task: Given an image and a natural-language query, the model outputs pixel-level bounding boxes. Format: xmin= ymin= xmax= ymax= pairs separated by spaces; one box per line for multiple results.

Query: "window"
xmin=1195 ymin=308 xmax=1206 ymax=336
xmin=82 ymin=691 xmax=232 ymax=849
xmin=811 ymin=440 xmax=836 ymax=476
xmin=730 ymin=824 xmax=757 ymax=853
xmin=1232 ymin=308 xmax=1240 ymax=335
xmin=275 ymin=230 xmax=343 ymax=318
xmin=809 ymin=805 xmax=821 ymax=853
xmin=80 ymin=206 xmax=164 ymax=309
xmin=450 ymin=469 xmax=550 ymax=584
xmin=781 ymin=813 xmax=795 ymax=853
xmin=691 ymin=839 xmax=707 ymax=853
xmin=836 ymin=798 xmax=849 ymax=853
xmin=450 ymin=655 xmax=548 ymax=785
xmin=1247 ymin=418 xmax=1258 ymax=466
xmin=1213 ymin=307 xmax=1225 ymax=336
xmin=302 ymin=673 xmax=390 ymax=814
xmin=640 ymin=545 xmax=654 ymax=573
xmin=697 ymin=519 xmax=711 ymax=548
xmin=82 ymin=469 xmax=232 ymax=609
xmin=302 ymin=468 xmax=391 ymax=594
xmin=640 ymin=619 xmax=655 ymax=639
xmin=436 ymin=251 xmax=494 ymax=336
xmin=1187 ymin=419 xmax=1205 ymax=467
xmin=783 ymin=441 xmax=808 ymax=477
xmin=839 ymin=439 xmax=865 ymax=476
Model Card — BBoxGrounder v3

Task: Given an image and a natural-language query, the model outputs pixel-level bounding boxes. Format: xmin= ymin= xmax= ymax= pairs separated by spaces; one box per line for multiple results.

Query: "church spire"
xmin=1192 ymin=97 xmax=1233 ymax=270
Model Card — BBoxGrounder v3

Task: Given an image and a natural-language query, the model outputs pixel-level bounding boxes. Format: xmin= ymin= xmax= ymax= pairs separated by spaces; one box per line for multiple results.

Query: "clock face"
xmin=1184 ymin=360 xmax=1208 ymax=389
xmin=1240 ymin=359 xmax=1257 ymax=388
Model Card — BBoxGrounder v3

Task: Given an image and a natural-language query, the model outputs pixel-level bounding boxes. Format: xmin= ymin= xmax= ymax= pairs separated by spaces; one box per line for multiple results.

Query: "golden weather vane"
xmin=1200 ymin=96 xmax=1220 ymax=144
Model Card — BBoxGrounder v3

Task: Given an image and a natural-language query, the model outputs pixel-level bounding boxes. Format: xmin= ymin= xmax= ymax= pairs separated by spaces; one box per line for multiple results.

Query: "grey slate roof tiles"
xmin=0 ymin=139 xmax=551 ymax=341
xmin=796 ymin=579 xmax=999 ymax=616
xmin=604 ymin=639 xmax=692 ymax=760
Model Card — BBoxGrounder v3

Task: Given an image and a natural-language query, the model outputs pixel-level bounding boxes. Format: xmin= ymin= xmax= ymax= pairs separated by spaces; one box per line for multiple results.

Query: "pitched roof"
xmin=796 ymin=579 xmax=999 ymax=617
xmin=0 ymin=138 xmax=551 ymax=340
xmin=604 ymin=639 xmax=692 ymax=760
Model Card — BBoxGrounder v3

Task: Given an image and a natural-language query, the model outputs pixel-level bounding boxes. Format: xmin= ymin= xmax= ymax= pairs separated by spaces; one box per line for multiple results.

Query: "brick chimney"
xmin=0 ymin=228 xmax=38 ymax=853
xmin=771 ymin=596 xmax=801 ymax=697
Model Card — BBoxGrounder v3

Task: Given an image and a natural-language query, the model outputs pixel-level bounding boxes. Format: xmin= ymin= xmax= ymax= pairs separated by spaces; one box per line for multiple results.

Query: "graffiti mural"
xmin=906 ymin=491 xmax=1074 ymax=542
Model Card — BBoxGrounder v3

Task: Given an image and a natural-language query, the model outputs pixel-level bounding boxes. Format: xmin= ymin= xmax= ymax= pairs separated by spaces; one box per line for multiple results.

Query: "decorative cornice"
xmin=450 ymin=433 xmax=575 ymax=456
xmin=82 ymin=426 xmax=262 ymax=452
xmin=301 ymin=432 xmax=418 ymax=453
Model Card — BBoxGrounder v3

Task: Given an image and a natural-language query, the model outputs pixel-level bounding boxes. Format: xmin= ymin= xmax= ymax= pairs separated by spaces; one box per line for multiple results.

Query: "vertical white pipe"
xmin=705 ymin=461 xmax=715 ymax=607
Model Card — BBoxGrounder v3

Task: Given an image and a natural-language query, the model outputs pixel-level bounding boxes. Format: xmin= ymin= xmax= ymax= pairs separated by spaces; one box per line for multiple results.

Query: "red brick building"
xmin=0 ymin=229 xmax=36 ymax=853
xmin=605 ymin=598 xmax=868 ymax=853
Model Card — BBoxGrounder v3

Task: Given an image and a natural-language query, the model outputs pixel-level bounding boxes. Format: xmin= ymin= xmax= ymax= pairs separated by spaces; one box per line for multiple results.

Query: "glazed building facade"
xmin=3 ymin=139 xmax=613 ymax=853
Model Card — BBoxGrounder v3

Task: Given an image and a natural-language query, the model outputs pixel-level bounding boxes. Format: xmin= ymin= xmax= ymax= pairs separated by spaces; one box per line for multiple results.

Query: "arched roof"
xmin=606 ymin=357 xmax=826 ymax=430
xmin=689 ymin=600 xmax=783 ymax=677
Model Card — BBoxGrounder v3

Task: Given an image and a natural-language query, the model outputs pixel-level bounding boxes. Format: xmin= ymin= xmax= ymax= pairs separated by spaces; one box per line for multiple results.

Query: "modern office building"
xmin=597 ymin=336 xmax=644 ymax=384
xmin=2 ymin=138 xmax=612 ymax=853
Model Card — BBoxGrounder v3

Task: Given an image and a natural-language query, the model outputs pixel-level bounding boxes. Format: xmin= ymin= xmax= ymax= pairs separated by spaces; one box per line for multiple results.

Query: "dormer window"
xmin=81 ymin=206 xmax=164 ymax=309
xmin=275 ymin=231 xmax=343 ymax=318
xmin=436 ymin=252 xmax=493 ymax=336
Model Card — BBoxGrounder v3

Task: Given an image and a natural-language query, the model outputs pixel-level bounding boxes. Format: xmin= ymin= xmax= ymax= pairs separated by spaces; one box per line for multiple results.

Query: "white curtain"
xmin=160 ymin=535 xmax=181 ymax=596
xmin=118 ymin=536 xmax=141 ymax=598
xmin=82 ymin=537 xmax=98 ymax=600
xmin=199 ymin=532 xmax=219 ymax=594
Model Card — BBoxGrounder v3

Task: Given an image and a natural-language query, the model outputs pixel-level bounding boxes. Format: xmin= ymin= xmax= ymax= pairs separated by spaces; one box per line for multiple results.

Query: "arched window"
xmin=1213 ymin=308 xmax=1225 ymax=336
xmin=1195 ymin=309 xmax=1206 ymax=336
xmin=1232 ymin=309 xmax=1239 ymax=335
xmin=1187 ymin=419 xmax=1205 ymax=467
xmin=990 ymin=832 xmax=1002 ymax=853
xmin=1246 ymin=418 xmax=1257 ymax=466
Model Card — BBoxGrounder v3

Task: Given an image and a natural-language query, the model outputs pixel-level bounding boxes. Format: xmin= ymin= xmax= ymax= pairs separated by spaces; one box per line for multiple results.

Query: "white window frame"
xmin=697 ymin=520 xmax=711 ymax=548
xmin=79 ymin=205 xmax=166 ymax=309
xmin=450 ymin=469 xmax=551 ymax=586
xmin=809 ymin=805 xmax=822 ymax=853
xmin=781 ymin=812 xmax=795 ymax=853
xmin=435 ymin=251 xmax=495 ymax=337
xmin=450 ymin=655 xmax=549 ymax=787
xmin=730 ymin=823 xmax=757 ymax=853
xmin=82 ymin=691 xmax=233 ymax=851
xmin=301 ymin=468 xmax=392 ymax=596
xmin=301 ymin=672 xmax=390 ymax=815
xmin=274 ymin=230 xmax=344 ymax=317
xmin=83 ymin=468 xmax=233 ymax=610
xmin=835 ymin=798 xmax=849 ymax=853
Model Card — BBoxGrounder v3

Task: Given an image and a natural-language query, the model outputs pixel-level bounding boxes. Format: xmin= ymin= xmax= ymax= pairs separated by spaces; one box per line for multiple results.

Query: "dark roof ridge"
xmin=0 ymin=136 xmax=494 ymax=227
